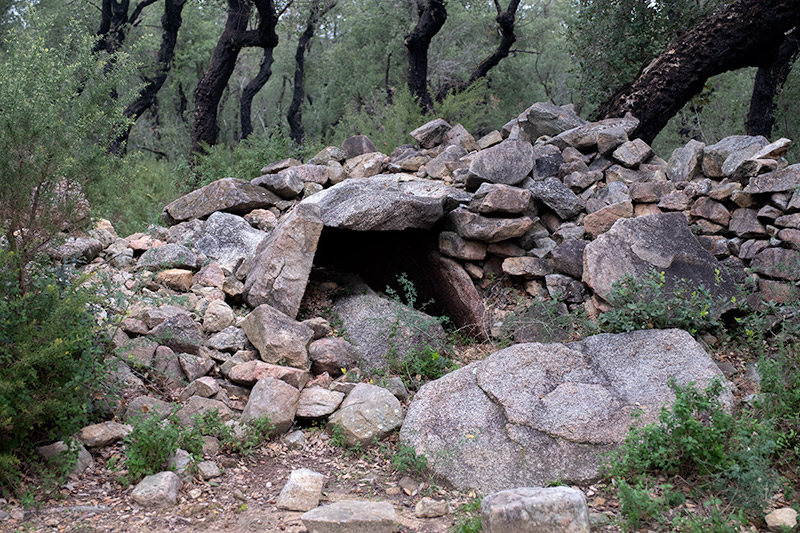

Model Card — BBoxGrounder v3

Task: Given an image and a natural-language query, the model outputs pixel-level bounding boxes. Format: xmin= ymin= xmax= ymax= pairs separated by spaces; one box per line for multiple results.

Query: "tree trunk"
xmin=114 ymin=0 xmax=186 ymax=151
xmin=746 ymin=29 xmax=799 ymax=137
xmin=404 ymin=0 xmax=446 ymax=112
xmin=435 ymin=0 xmax=521 ymax=102
xmin=241 ymin=48 xmax=275 ymax=139
xmin=191 ymin=0 xmax=279 ymax=158
xmin=595 ymin=0 xmax=800 ymax=144
xmin=287 ymin=0 xmax=335 ymax=145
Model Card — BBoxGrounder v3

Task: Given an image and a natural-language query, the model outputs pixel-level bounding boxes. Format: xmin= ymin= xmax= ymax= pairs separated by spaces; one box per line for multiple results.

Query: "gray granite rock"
xmin=194 ymin=212 xmax=268 ymax=272
xmin=131 ymin=472 xmax=181 ymax=508
xmin=162 ymin=178 xmax=279 ymax=225
xmin=400 ymin=329 xmax=732 ymax=491
xmin=243 ymin=202 xmax=323 ymax=317
xmin=481 ymin=487 xmax=590 ymax=533
xmin=301 ymin=500 xmax=398 ymax=533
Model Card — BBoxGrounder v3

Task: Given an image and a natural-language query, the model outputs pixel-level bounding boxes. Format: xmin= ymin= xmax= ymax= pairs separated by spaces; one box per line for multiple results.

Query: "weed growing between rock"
xmin=598 ymin=269 xmax=728 ymax=334
xmin=449 ymin=495 xmax=482 ymax=533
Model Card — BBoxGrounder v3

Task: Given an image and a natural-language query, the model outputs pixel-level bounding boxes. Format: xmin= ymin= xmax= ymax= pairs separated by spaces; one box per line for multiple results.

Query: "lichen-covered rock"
xmin=481 ymin=487 xmax=590 ymax=533
xmin=328 ymin=384 xmax=404 ymax=446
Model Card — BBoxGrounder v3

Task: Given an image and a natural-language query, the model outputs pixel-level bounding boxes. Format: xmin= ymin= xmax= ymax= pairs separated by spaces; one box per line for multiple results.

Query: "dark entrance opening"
xmin=313 ymin=227 xmax=444 ymax=316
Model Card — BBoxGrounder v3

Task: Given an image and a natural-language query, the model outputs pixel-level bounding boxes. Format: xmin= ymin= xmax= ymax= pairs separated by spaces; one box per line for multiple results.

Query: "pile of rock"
xmin=37 ymin=100 xmax=798 ymax=519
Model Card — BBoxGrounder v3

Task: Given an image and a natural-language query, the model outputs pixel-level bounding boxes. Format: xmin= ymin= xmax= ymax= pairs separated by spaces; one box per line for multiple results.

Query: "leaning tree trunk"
xmin=404 ymin=0 xmax=446 ymax=112
xmin=746 ymin=29 xmax=799 ymax=137
xmin=114 ymin=0 xmax=187 ymax=152
xmin=287 ymin=0 xmax=335 ymax=145
xmin=191 ymin=0 xmax=252 ymax=156
xmin=241 ymin=48 xmax=275 ymax=139
xmin=595 ymin=0 xmax=800 ymax=144
xmin=435 ymin=0 xmax=520 ymax=102
xmin=192 ymin=0 xmax=279 ymax=157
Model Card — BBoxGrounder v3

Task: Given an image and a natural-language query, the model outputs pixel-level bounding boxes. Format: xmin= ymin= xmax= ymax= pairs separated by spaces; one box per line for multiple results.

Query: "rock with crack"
xmin=583 ymin=212 xmax=736 ymax=311
xmin=243 ymin=202 xmax=323 ymax=317
xmin=302 ymin=174 xmax=457 ymax=231
xmin=400 ymin=329 xmax=732 ymax=492
xmin=193 ymin=212 xmax=268 ymax=273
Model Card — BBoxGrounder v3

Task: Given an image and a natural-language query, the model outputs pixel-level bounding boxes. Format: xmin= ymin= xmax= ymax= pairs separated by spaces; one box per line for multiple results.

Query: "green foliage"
xmin=604 ymin=379 xmax=778 ymax=529
xmin=383 ymin=273 xmax=453 ymax=390
xmin=190 ymin=409 xmax=274 ymax=457
xmin=598 ymin=270 xmax=726 ymax=334
xmin=0 ymin=11 xmax=138 ymax=285
xmin=93 ymin=155 xmax=178 ymax=236
xmin=0 ymin=252 xmax=106 ymax=496
xmin=567 ymin=0 xmax=721 ymax=110
xmin=501 ymin=296 xmax=595 ymax=344
xmin=180 ymin=128 xmax=299 ymax=189
xmin=391 ymin=443 xmax=428 ymax=475
xmin=122 ymin=413 xmax=203 ymax=484
xmin=450 ymin=496 xmax=483 ymax=533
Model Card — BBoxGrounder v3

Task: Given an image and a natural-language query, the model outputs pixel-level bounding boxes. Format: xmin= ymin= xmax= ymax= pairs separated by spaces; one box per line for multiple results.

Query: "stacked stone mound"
xmin=40 ymin=100 xmax=797 ymax=509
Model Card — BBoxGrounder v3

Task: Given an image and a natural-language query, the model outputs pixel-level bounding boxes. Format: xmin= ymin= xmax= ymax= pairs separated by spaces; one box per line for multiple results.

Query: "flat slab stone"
xmin=162 ymin=178 xmax=279 ymax=225
xmin=301 ymin=500 xmax=399 ymax=533
xmin=303 ymin=175 xmax=456 ymax=231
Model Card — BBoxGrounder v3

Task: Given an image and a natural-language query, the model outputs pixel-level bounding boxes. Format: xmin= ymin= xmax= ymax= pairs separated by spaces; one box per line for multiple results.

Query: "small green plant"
xmin=501 ymin=296 xmax=595 ymax=344
xmin=392 ymin=444 xmax=428 ymax=475
xmin=598 ymin=270 xmax=727 ymax=334
xmin=192 ymin=410 xmax=273 ymax=456
xmin=450 ymin=496 xmax=483 ymax=533
xmin=122 ymin=414 xmax=203 ymax=484
xmin=328 ymin=422 xmax=348 ymax=449
xmin=382 ymin=273 xmax=454 ymax=389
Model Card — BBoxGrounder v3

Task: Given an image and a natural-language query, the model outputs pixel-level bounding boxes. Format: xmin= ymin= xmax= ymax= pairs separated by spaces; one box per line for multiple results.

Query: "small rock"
xmin=78 ymin=421 xmax=132 ymax=448
xmin=131 ymin=471 xmax=181 ymax=508
xmin=284 ymin=430 xmax=307 ymax=450
xmin=198 ymin=460 xmax=222 ymax=480
xmin=765 ymin=507 xmax=798 ymax=531
xmin=415 ymin=497 xmax=449 ymax=518
xmin=276 ymin=468 xmax=326 ymax=512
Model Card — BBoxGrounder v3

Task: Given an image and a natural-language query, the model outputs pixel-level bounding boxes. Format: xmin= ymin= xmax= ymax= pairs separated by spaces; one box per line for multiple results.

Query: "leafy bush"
xmin=392 ymin=443 xmax=428 ymax=475
xmin=122 ymin=414 xmax=203 ymax=484
xmin=598 ymin=270 xmax=728 ymax=334
xmin=179 ymin=128 xmax=299 ymax=189
xmin=604 ymin=379 xmax=778 ymax=530
xmin=0 ymin=252 xmax=106 ymax=495
xmin=193 ymin=409 xmax=274 ymax=456
xmin=0 ymin=12 xmax=138 ymax=288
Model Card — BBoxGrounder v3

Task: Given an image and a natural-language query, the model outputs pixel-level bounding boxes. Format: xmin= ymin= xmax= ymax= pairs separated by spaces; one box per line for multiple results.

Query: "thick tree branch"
xmin=596 ymin=0 xmax=800 ymax=144
xmin=405 ymin=0 xmax=447 ymax=111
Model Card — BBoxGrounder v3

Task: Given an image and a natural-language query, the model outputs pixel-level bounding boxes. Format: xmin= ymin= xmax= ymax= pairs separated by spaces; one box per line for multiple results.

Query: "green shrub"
xmin=392 ymin=443 xmax=428 ymax=475
xmin=598 ymin=270 xmax=727 ymax=334
xmin=179 ymin=128 xmax=298 ymax=189
xmin=383 ymin=273 xmax=453 ymax=390
xmin=122 ymin=414 xmax=203 ymax=484
xmin=0 ymin=12 xmax=138 ymax=288
xmin=0 ymin=253 xmax=106 ymax=496
xmin=604 ymin=379 xmax=778 ymax=529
